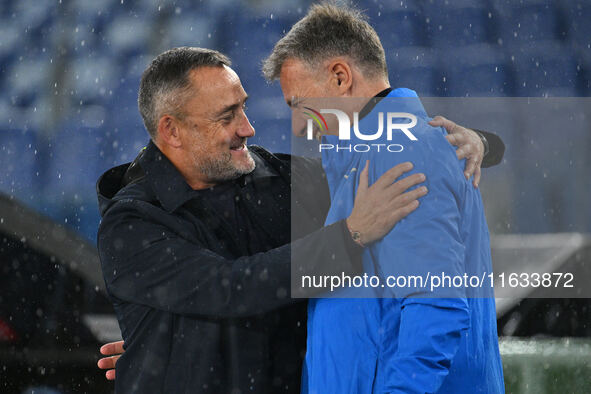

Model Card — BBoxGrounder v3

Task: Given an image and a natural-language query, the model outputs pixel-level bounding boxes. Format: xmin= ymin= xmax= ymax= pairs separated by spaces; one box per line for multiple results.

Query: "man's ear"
xmin=328 ymin=60 xmax=353 ymax=94
xmin=156 ymin=115 xmax=183 ymax=149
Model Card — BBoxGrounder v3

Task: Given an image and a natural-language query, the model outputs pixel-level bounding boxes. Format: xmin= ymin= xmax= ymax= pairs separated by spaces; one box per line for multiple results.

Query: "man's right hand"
xmin=346 ymin=161 xmax=427 ymax=245
xmin=98 ymin=340 xmax=125 ymax=380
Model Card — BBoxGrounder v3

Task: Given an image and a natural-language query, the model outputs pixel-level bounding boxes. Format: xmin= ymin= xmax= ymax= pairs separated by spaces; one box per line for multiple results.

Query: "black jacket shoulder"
xmin=96 ymin=149 xmax=158 ymax=218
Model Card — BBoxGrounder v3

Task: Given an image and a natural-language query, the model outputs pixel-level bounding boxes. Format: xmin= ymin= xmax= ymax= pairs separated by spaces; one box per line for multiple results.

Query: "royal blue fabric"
xmin=302 ymin=88 xmax=504 ymax=393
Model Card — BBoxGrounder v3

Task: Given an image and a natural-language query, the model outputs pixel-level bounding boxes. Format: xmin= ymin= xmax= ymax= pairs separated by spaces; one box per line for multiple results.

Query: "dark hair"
xmin=138 ymin=47 xmax=231 ymax=139
xmin=262 ymin=2 xmax=387 ymax=81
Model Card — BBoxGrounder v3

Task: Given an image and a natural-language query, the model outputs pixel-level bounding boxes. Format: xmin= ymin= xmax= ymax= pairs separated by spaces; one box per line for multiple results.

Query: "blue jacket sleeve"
xmin=369 ymin=125 xmax=471 ymax=392
xmin=383 ymin=303 xmax=469 ymax=393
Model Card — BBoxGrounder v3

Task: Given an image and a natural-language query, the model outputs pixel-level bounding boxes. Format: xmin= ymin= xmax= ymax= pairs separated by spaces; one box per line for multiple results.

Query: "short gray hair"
xmin=262 ymin=2 xmax=387 ymax=82
xmin=138 ymin=47 xmax=231 ymax=139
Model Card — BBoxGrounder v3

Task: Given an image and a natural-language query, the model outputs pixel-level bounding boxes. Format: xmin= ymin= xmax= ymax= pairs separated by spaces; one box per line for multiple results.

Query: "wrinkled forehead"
xmin=188 ymin=65 xmax=243 ymax=93
xmin=184 ymin=65 xmax=247 ymax=113
xmin=279 ymin=58 xmax=326 ymax=103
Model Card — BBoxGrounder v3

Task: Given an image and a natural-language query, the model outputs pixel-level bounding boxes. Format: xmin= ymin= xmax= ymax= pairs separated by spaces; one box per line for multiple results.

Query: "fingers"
xmin=388 ymin=186 xmax=427 ymax=214
xmin=429 ymin=115 xmax=445 ymax=123
xmin=389 ymin=200 xmax=420 ymax=224
xmin=429 ymin=116 xmax=458 ymax=133
xmin=446 ymin=131 xmax=471 ymax=157
xmin=392 ymin=185 xmax=428 ymax=207
xmin=357 ymin=160 xmax=369 ymax=193
xmin=373 ymin=161 xmax=413 ymax=189
xmin=446 ymin=132 xmax=467 ymax=148
xmin=447 ymin=133 xmax=468 ymax=154
xmin=455 ymin=146 xmax=469 ymax=160
xmin=445 ymin=133 xmax=460 ymax=147
xmin=100 ymin=340 xmax=124 ymax=356
xmin=387 ymin=172 xmax=425 ymax=197
xmin=428 ymin=115 xmax=447 ymax=127
xmin=98 ymin=342 xmax=122 ymax=381
xmin=97 ymin=355 xmax=120 ymax=370
xmin=473 ymin=166 xmax=482 ymax=188
xmin=105 ymin=369 xmax=116 ymax=381
xmin=464 ymin=156 xmax=478 ymax=180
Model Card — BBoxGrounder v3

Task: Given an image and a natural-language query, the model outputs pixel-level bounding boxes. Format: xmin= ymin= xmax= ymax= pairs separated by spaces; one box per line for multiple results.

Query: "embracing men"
xmin=96 ymin=3 xmax=505 ymax=393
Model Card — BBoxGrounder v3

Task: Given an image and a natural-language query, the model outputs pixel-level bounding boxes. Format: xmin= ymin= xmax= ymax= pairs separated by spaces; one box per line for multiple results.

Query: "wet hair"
xmin=138 ymin=47 xmax=231 ymax=139
xmin=262 ymin=2 xmax=387 ymax=82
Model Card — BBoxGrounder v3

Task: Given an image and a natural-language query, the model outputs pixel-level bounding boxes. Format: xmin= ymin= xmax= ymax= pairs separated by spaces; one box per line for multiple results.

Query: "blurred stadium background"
xmin=0 ymin=0 xmax=590 ymax=393
xmin=0 ymin=0 xmax=590 ymax=241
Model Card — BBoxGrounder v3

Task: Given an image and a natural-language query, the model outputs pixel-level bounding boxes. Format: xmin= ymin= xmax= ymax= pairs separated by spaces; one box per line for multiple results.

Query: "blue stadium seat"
xmin=102 ymin=53 xmax=149 ymax=166
xmin=0 ymin=0 xmax=13 ymax=17
xmin=103 ymin=100 xmax=148 ymax=167
xmin=104 ymin=13 xmax=154 ymax=57
xmin=0 ymin=21 xmax=20 ymax=71
xmin=362 ymin=0 xmax=427 ymax=47
xmin=46 ymin=113 xmax=110 ymax=195
xmin=72 ymin=0 xmax=117 ymax=23
xmin=160 ymin=12 xmax=218 ymax=49
xmin=0 ymin=125 xmax=39 ymax=204
xmin=73 ymin=0 xmax=115 ymax=13
xmin=441 ymin=44 xmax=513 ymax=96
xmin=387 ymin=46 xmax=443 ymax=96
xmin=107 ymin=0 xmax=161 ymax=19
xmin=0 ymin=97 xmax=9 ymax=127
xmin=0 ymin=94 xmax=48 ymax=210
xmin=43 ymin=114 xmax=111 ymax=240
xmin=510 ymin=40 xmax=581 ymax=96
xmin=70 ymin=0 xmax=119 ymax=56
xmin=566 ymin=2 xmax=591 ymax=49
xmin=104 ymin=120 xmax=148 ymax=167
xmin=222 ymin=8 xmax=297 ymax=72
xmin=159 ymin=0 xmax=237 ymax=17
xmin=66 ymin=55 xmax=119 ymax=106
xmin=68 ymin=22 xmax=104 ymax=57
xmin=492 ymin=0 xmax=565 ymax=44
xmin=7 ymin=55 xmax=52 ymax=107
xmin=40 ymin=194 xmax=103 ymax=242
xmin=560 ymin=0 xmax=590 ymax=94
xmin=102 ymin=53 xmax=146 ymax=115
xmin=422 ymin=0 xmax=494 ymax=47
xmin=12 ymin=0 xmax=57 ymax=40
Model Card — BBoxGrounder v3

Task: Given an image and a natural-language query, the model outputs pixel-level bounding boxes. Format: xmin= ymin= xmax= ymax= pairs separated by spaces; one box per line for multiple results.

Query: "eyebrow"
xmin=214 ymin=95 xmax=249 ymax=118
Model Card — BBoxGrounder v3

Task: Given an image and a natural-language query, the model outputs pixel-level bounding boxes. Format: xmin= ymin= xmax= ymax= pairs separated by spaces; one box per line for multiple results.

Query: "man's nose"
xmin=237 ymin=114 xmax=255 ymax=138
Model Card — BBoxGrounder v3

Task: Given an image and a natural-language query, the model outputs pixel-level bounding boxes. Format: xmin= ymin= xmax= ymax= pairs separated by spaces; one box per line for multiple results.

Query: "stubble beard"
xmin=197 ymin=149 xmax=256 ymax=183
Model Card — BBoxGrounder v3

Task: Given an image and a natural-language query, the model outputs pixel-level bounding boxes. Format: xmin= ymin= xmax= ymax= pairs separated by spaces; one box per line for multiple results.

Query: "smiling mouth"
xmin=230 ymin=143 xmax=246 ymax=151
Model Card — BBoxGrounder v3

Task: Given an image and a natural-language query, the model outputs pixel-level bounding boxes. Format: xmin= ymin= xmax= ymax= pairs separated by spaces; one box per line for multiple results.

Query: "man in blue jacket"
xmin=95 ymin=46 xmax=504 ymax=392
xmin=263 ymin=3 xmax=504 ymax=393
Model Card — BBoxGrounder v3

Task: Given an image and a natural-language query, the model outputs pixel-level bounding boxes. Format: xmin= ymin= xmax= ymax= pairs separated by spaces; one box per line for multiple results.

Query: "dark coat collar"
xmin=138 ymin=141 xmax=196 ymax=213
xmin=138 ymin=141 xmax=278 ymax=213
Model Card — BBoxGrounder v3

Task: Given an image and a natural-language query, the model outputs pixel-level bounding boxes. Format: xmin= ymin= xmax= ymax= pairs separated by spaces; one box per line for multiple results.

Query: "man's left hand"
xmin=429 ymin=115 xmax=484 ymax=188
xmin=98 ymin=340 xmax=124 ymax=380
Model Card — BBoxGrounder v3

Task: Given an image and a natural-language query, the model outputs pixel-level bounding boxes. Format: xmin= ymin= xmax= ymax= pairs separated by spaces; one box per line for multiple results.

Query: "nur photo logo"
xmin=303 ymin=108 xmax=419 ymax=152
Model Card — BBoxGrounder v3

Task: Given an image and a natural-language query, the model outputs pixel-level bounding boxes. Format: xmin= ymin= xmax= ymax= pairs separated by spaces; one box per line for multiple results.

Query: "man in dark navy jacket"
xmin=96 ymin=47 xmax=504 ymax=393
